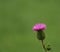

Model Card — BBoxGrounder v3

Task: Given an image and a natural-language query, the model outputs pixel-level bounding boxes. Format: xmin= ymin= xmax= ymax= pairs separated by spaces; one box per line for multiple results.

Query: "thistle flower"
xmin=32 ymin=23 xmax=46 ymax=40
xmin=32 ymin=23 xmax=46 ymax=31
xmin=32 ymin=23 xmax=51 ymax=52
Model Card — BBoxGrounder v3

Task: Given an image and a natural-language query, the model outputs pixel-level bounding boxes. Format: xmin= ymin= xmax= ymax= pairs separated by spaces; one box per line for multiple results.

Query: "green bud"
xmin=47 ymin=45 xmax=51 ymax=51
xmin=37 ymin=30 xmax=45 ymax=40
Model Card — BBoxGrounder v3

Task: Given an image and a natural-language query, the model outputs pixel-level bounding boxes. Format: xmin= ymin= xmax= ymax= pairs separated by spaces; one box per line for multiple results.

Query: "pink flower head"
xmin=32 ymin=23 xmax=46 ymax=31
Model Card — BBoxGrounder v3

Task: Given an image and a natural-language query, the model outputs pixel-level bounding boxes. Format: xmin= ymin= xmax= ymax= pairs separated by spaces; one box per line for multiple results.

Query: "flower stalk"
xmin=41 ymin=40 xmax=47 ymax=52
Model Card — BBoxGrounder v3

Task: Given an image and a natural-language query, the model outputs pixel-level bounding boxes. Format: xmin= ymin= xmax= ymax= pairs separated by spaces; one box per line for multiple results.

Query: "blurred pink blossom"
xmin=32 ymin=23 xmax=46 ymax=31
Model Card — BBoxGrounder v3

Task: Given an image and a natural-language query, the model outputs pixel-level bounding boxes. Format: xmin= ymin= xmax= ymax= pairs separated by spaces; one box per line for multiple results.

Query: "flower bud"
xmin=47 ymin=45 xmax=51 ymax=51
xmin=37 ymin=30 xmax=45 ymax=40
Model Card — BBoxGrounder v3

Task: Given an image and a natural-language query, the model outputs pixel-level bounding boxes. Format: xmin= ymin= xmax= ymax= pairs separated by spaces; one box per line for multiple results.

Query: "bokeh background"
xmin=0 ymin=0 xmax=60 ymax=52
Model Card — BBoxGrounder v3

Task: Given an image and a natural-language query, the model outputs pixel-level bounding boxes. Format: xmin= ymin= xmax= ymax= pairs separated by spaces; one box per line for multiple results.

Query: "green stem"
xmin=41 ymin=40 xmax=47 ymax=52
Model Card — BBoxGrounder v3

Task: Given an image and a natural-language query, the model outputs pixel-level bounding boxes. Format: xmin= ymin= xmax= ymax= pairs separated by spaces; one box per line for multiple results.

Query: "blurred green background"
xmin=0 ymin=0 xmax=60 ymax=52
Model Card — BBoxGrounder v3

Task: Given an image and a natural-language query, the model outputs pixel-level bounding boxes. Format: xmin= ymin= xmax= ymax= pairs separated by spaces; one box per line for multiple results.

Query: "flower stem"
xmin=41 ymin=40 xmax=47 ymax=52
